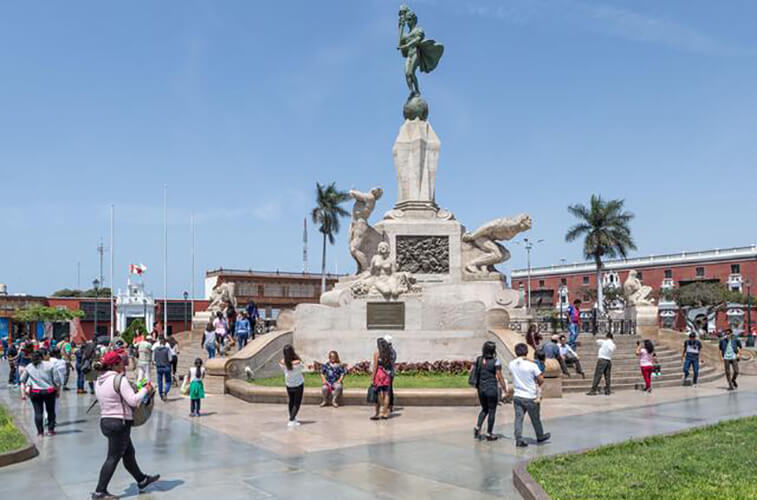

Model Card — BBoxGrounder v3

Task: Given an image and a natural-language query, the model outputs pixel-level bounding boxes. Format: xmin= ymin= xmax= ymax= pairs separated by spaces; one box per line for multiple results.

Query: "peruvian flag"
xmin=129 ymin=263 xmax=147 ymax=275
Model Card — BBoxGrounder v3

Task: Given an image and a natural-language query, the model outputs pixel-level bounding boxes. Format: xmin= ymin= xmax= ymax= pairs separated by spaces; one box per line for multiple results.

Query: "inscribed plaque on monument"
xmin=367 ymin=302 xmax=405 ymax=330
xmin=396 ymin=235 xmax=449 ymax=274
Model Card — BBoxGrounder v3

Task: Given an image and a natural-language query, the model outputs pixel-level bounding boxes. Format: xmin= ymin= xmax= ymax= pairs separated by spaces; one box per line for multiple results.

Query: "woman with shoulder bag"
xmin=472 ymin=341 xmax=510 ymax=441
xmin=92 ymin=349 xmax=160 ymax=500
xmin=20 ymin=349 xmax=62 ymax=437
xmin=370 ymin=338 xmax=393 ymax=421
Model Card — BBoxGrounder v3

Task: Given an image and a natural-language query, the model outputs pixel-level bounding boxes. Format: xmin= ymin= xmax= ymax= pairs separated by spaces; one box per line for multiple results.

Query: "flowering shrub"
xmin=310 ymin=360 xmax=473 ymax=375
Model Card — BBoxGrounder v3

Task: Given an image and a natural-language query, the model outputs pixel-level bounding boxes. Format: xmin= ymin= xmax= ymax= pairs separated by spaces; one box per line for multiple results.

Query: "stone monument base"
xmin=625 ymin=304 xmax=659 ymax=338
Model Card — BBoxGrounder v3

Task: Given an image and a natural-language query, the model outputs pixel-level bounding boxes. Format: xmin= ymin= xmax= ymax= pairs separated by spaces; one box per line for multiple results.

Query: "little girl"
xmin=188 ymin=358 xmax=205 ymax=417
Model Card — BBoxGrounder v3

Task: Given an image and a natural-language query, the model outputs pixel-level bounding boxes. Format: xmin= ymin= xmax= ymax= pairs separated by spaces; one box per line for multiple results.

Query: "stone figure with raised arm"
xmin=208 ymin=282 xmax=237 ymax=314
xmin=349 ymin=187 xmax=383 ymax=274
xmin=623 ymin=270 xmax=654 ymax=306
xmin=397 ymin=4 xmax=444 ymax=101
xmin=462 ymin=214 xmax=533 ymax=275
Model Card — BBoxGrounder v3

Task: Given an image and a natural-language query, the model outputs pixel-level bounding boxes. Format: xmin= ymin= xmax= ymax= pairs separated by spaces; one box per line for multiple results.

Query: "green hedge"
xmin=0 ymin=404 xmax=27 ymax=454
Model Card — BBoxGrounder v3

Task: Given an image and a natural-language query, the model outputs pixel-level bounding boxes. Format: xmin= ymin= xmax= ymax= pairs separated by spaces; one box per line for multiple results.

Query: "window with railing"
xmin=696 ymin=267 xmax=705 ymax=278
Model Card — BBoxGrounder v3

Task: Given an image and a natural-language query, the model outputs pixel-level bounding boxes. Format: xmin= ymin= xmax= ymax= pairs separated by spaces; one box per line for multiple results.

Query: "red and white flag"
xmin=129 ymin=263 xmax=147 ymax=275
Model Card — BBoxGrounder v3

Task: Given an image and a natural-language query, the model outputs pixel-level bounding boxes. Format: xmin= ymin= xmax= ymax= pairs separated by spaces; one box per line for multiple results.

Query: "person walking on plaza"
xmin=279 ymin=344 xmax=304 ymax=427
xmin=370 ymin=338 xmax=393 ymax=420
xmin=92 ymin=349 xmax=159 ymax=500
xmin=226 ymin=306 xmax=237 ymax=343
xmin=135 ymin=336 xmax=153 ymax=383
xmin=188 ymin=358 xmax=206 ymax=417
xmin=558 ymin=334 xmax=585 ymax=377
xmin=525 ymin=324 xmax=543 ymax=354
xmin=719 ymin=328 xmax=742 ymax=391
xmin=7 ymin=341 xmax=19 ymax=387
xmin=636 ymin=339 xmax=657 ymax=393
xmin=543 ymin=335 xmax=571 ymax=377
xmin=76 ymin=339 xmax=98 ymax=394
xmin=385 ymin=335 xmax=397 ymax=413
xmin=246 ymin=301 xmax=259 ymax=340
xmin=587 ymin=333 xmax=616 ymax=396
xmin=166 ymin=332 xmax=179 ymax=385
xmin=509 ymin=343 xmax=550 ymax=448
xmin=21 ymin=350 xmax=62 ymax=437
xmin=471 ymin=341 xmax=510 ymax=441
xmin=152 ymin=337 xmax=173 ymax=401
xmin=201 ymin=322 xmax=216 ymax=359
xmin=235 ymin=311 xmax=252 ymax=350
xmin=682 ymin=332 xmax=702 ymax=386
xmin=567 ymin=299 xmax=581 ymax=349
xmin=320 ymin=351 xmax=345 ymax=408
xmin=213 ymin=312 xmax=228 ymax=357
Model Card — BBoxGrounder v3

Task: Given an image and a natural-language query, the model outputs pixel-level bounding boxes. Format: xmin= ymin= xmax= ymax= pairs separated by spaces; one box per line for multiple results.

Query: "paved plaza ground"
xmin=1 ymin=364 xmax=756 ymax=499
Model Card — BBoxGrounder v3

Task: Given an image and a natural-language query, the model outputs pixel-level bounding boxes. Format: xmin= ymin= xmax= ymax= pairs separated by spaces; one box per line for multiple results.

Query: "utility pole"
xmin=163 ymin=185 xmax=168 ymax=333
xmin=110 ymin=204 xmax=115 ymax=339
xmin=97 ymin=241 xmax=105 ymax=289
xmin=303 ymin=217 xmax=308 ymax=273
xmin=191 ymin=214 xmax=195 ymax=327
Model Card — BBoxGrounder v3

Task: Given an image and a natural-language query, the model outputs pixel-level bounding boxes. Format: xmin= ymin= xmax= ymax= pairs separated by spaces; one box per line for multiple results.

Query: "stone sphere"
xmin=403 ymin=96 xmax=429 ymax=121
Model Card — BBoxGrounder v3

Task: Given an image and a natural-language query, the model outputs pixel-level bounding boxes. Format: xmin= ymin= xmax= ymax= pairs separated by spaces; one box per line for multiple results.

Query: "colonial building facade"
xmin=511 ymin=245 xmax=757 ymax=332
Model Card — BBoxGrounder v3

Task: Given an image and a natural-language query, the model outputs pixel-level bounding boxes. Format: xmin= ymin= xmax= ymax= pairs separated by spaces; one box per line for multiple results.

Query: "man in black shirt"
xmin=682 ymin=332 xmax=702 ymax=386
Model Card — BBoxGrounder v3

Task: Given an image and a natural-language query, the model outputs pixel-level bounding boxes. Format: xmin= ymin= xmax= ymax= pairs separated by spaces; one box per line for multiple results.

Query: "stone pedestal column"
xmin=392 ymin=119 xmax=440 ymax=215
xmin=626 ymin=304 xmax=659 ymax=338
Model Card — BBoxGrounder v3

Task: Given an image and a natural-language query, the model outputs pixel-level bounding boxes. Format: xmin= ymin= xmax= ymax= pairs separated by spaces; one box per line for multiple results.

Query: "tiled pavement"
xmin=1 ymin=364 xmax=755 ymax=499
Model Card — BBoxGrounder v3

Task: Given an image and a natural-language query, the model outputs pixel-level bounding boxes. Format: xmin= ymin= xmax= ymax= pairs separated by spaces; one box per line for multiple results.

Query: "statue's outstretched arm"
xmin=349 ymin=189 xmax=373 ymax=202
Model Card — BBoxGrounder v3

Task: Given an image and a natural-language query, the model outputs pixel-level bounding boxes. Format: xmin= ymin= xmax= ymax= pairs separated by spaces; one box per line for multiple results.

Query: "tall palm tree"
xmin=565 ymin=194 xmax=636 ymax=314
xmin=311 ymin=182 xmax=350 ymax=293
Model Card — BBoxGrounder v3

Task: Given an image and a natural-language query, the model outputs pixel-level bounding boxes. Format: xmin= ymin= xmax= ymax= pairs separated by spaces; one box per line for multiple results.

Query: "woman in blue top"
xmin=320 ymin=351 xmax=345 ymax=408
xmin=235 ymin=311 xmax=251 ymax=350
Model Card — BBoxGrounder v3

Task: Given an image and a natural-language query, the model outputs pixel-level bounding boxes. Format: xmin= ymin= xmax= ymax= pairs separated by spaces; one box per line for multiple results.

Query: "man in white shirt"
xmin=558 ymin=335 xmax=585 ymax=378
xmin=508 ymin=343 xmax=550 ymax=448
xmin=587 ymin=333 xmax=616 ymax=396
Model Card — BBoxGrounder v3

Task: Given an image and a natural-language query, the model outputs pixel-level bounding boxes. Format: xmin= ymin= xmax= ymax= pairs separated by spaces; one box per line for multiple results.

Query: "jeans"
xmin=30 ymin=391 xmax=56 ymax=434
xmin=76 ymin=366 xmax=92 ymax=392
xmin=156 ymin=366 xmax=172 ymax=397
xmin=683 ymin=357 xmax=699 ymax=384
xmin=513 ymin=396 xmax=546 ymax=442
xmin=96 ymin=418 xmax=146 ymax=494
xmin=476 ymin=387 xmax=499 ymax=435
xmin=641 ymin=365 xmax=654 ymax=391
xmin=286 ymin=384 xmax=304 ymax=421
xmin=236 ymin=334 xmax=249 ymax=350
xmin=136 ymin=363 xmax=152 ymax=383
xmin=206 ymin=345 xmax=215 ymax=359
xmin=321 ymin=382 xmax=343 ymax=404
xmin=590 ymin=359 xmax=612 ymax=393
xmin=190 ymin=399 xmax=201 ymax=415
xmin=568 ymin=323 xmax=579 ymax=349
xmin=724 ymin=359 xmax=739 ymax=388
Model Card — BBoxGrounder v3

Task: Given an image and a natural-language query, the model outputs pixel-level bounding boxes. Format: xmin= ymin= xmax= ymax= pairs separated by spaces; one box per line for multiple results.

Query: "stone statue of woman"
xmin=397 ymin=4 xmax=444 ymax=116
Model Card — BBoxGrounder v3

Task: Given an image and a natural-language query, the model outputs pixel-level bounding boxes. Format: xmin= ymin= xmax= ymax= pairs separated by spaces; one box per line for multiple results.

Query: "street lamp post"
xmin=93 ymin=278 xmax=100 ymax=341
xmin=518 ymin=237 xmax=544 ymax=316
xmin=747 ymin=280 xmax=754 ymax=347
xmin=183 ymin=291 xmax=189 ymax=333
xmin=142 ymin=298 xmax=147 ymax=327
xmin=559 ymin=284 xmax=566 ymax=331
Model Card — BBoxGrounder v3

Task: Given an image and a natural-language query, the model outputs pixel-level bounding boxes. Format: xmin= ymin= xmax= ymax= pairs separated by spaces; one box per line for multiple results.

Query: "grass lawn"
xmin=528 ymin=416 xmax=757 ymax=500
xmin=0 ymin=404 xmax=27 ymax=454
xmin=250 ymin=372 xmax=470 ymax=389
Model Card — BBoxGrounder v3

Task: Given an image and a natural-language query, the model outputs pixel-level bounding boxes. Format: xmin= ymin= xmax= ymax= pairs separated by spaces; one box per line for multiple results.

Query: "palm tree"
xmin=565 ymin=195 xmax=636 ymax=314
xmin=311 ymin=182 xmax=350 ymax=293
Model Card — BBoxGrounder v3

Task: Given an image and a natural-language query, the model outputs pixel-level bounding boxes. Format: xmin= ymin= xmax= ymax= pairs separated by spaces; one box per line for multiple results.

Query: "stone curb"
xmin=226 ymin=379 xmax=480 ymax=406
xmin=0 ymin=413 xmax=38 ymax=468
xmin=512 ymin=462 xmax=551 ymax=500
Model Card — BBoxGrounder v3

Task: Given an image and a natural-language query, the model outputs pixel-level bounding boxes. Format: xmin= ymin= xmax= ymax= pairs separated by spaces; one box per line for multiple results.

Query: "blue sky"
xmin=1 ymin=0 xmax=755 ymax=298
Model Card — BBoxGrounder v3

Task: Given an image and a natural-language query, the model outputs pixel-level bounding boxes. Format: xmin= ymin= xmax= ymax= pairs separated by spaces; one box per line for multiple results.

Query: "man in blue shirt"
xmin=543 ymin=335 xmax=570 ymax=376
xmin=719 ymin=329 xmax=742 ymax=391
xmin=567 ymin=299 xmax=581 ymax=349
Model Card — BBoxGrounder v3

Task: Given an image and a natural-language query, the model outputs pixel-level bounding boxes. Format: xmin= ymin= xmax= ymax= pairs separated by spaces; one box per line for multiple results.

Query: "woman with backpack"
xmin=92 ymin=349 xmax=159 ymax=500
xmin=470 ymin=341 xmax=510 ymax=441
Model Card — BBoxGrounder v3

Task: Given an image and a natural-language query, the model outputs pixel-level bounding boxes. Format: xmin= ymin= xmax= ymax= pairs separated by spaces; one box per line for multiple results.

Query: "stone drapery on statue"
xmin=208 ymin=282 xmax=238 ymax=314
xmin=348 ymin=187 xmax=385 ymax=274
xmin=623 ymin=270 xmax=654 ymax=306
xmin=462 ymin=214 xmax=532 ymax=276
xmin=350 ymin=242 xmax=419 ymax=300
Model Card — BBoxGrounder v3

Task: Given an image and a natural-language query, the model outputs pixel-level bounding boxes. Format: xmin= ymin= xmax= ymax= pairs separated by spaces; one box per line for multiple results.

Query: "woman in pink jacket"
xmin=91 ymin=349 xmax=160 ymax=500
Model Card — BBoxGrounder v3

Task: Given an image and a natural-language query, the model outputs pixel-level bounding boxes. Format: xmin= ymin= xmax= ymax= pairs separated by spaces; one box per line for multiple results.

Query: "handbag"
xmin=468 ymin=357 xmax=482 ymax=388
xmin=180 ymin=372 xmax=190 ymax=396
xmin=114 ymin=373 xmax=154 ymax=427
xmin=366 ymin=385 xmax=378 ymax=404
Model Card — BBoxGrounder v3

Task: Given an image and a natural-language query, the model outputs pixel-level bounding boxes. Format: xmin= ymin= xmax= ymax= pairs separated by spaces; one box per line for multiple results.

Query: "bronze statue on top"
xmin=398 ymin=4 xmax=444 ymax=120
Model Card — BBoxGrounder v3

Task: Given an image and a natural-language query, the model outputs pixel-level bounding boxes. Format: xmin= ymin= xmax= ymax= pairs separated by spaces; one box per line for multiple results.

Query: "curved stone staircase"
xmin=562 ymin=334 xmax=721 ymax=393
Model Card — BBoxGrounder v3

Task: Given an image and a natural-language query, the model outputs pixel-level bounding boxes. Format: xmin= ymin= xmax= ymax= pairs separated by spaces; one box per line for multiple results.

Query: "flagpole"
xmin=163 ymin=185 xmax=168 ymax=332
xmin=190 ymin=213 xmax=195 ymax=327
xmin=110 ymin=204 xmax=115 ymax=339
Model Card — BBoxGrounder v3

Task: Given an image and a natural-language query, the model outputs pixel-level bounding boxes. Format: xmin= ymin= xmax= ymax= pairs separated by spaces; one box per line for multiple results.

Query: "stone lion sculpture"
xmin=351 ymin=241 xmax=417 ymax=299
xmin=623 ymin=270 xmax=654 ymax=306
xmin=462 ymin=213 xmax=532 ymax=275
xmin=208 ymin=282 xmax=238 ymax=314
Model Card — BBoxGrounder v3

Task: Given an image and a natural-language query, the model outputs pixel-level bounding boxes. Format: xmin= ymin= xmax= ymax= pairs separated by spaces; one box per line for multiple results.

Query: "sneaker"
xmin=137 ymin=474 xmax=160 ymax=491
xmin=473 ymin=427 xmax=480 ymax=439
xmin=287 ymin=420 xmax=297 ymax=427
xmin=46 ymin=430 xmax=56 ymax=437
xmin=515 ymin=440 xmax=528 ymax=448
xmin=537 ymin=432 xmax=551 ymax=443
xmin=733 ymin=380 xmax=738 ymax=388
xmin=586 ymin=391 xmax=598 ymax=396
xmin=332 ymin=402 xmax=339 ymax=408
xmin=319 ymin=401 xmax=328 ymax=407
xmin=91 ymin=492 xmax=119 ymax=500
xmin=485 ymin=434 xmax=499 ymax=441
xmin=727 ymin=387 xmax=735 ymax=391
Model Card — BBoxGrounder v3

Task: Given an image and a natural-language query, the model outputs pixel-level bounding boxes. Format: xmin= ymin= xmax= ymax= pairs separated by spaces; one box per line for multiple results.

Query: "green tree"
xmin=121 ymin=318 xmax=147 ymax=346
xmin=565 ymin=195 xmax=636 ymax=315
xmin=13 ymin=305 xmax=84 ymax=323
xmin=51 ymin=288 xmax=111 ymax=298
xmin=311 ymin=182 xmax=350 ymax=293
xmin=673 ymin=282 xmax=749 ymax=309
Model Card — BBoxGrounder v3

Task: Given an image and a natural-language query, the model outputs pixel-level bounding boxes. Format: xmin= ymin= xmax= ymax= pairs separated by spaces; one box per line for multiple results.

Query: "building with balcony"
xmin=511 ymin=245 xmax=757 ymax=332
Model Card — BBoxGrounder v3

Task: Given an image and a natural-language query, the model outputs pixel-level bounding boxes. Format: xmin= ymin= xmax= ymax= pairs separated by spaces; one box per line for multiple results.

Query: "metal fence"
xmin=508 ymin=318 xmax=636 ymax=336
